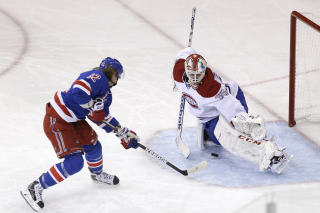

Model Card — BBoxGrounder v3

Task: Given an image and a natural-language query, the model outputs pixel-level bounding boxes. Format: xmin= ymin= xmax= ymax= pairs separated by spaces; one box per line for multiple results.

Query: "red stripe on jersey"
xmin=104 ymin=115 xmax=112 ymax=122
xmin=54 ymin=92 xmax=73 ymax=118
xmin=196 ymin=68 xmax=221 ymax=98
xmin=74 ymin=80 xmax=92 ymax=94
xmin=50 ymin=166 xmax=64 ymax=182
xmin=173 ymin=59 xmax=186 ymax=83
xmin=87 ymin=159 xmax=103 ymax=168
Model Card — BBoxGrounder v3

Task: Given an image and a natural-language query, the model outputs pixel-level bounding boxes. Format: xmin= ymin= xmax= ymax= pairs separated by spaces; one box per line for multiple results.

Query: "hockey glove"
xmin=116 ymin=127 xmax=140 ymax=149
xmin=127 ymin=138 xmax=140 ymax=149
xmin=88 ymin=99 xmax=105 ymax=122
xmin=231 ymin=112 xmax=267 ymax=140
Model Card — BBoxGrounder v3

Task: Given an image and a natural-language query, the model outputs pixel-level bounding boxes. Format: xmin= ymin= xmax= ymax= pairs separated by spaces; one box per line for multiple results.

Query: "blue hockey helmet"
xmin=99 ymin=57 xmax=124 ymax=79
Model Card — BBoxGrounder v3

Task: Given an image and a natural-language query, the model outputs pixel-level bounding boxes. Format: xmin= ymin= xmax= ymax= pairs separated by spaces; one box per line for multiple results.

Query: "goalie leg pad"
xmin=214 ymin=115 xmax=275 ymax=171
xmin=197 ymin=119 xmax=205 ymax=149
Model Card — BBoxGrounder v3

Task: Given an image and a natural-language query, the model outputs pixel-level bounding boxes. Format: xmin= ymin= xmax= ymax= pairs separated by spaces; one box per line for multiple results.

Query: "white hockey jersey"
xmin=173 ymin=47 xmax=246 ymax=123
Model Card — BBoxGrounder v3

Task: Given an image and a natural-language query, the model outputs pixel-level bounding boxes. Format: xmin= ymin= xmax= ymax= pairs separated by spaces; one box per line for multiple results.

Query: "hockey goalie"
xmin=172 ymin=47 xmax=293 ymax=174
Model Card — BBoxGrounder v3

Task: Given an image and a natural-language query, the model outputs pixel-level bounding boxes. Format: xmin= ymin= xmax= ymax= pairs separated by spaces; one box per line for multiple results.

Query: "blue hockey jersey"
xmin=50 ymin=69 xmax=119 ymax=133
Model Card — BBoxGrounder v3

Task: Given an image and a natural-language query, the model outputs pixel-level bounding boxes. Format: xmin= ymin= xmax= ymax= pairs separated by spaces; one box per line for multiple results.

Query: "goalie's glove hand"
xmin=88 ymin=98 xmax=105 ymax=122
xmin=116 ymin=127 xmax=140 ymax=149
xmin=231 ymin=112 xmax=267 ymax=141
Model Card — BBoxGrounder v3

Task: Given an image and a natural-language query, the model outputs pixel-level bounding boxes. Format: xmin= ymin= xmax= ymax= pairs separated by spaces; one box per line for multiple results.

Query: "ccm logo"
xmin=238 ymin=135 xmax=262 ymax=145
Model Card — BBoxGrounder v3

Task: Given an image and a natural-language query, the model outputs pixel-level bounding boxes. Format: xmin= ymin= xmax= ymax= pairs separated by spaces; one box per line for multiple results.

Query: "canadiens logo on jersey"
xmin=182 ymin=92 xmax=199 ymax=109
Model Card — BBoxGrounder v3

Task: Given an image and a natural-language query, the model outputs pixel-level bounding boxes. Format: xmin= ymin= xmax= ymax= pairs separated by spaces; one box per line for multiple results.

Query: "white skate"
xmin=20 ymin=179 xmax=44 ymax=212
xmin=91 ymin=171 xmax=120 ymax=185
xmin=268 ymin=147 xmax=293 ymax=174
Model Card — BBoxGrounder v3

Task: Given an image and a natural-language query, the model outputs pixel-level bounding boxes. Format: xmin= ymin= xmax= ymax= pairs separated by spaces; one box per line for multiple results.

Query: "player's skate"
xmin=268 ymin=146 xmax=293 ymax=174
xmin=20 ymin=179 xmax=44 ymax=212
xmin=90 ymin=170 xmax=120 ymax=185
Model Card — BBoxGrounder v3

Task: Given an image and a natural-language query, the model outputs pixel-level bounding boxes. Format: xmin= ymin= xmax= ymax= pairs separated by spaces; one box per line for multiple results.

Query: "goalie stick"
xmin=103 ymin=121 xmax=207 ymax=176
xmin=176 ymin=7 xmax=196 ymax=159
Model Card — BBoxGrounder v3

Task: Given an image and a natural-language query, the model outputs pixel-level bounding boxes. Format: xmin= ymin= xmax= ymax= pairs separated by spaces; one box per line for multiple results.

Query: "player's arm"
xmin=172 ymin=48 xmax=197 ymax=92
xmin=72 ymin=75 xmax=106 ymax=122
xmin=72 ymin=78 xmax=95 ymax=109
xmin=174 ymin=47 xmax=197 ymax=63
xmin=85 ymin=104 xmax=139 ymax=149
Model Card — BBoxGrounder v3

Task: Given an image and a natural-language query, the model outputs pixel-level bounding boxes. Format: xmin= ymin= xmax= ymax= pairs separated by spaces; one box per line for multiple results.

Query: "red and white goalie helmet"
xmin=184 ymin=54 xmax=207 ymax=90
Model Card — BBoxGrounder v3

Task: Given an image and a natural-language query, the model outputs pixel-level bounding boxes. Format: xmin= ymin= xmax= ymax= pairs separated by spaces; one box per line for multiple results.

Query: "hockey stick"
xmin=103 ymin=121 xmax=207 ymax=176
xmin=176 ymin=7 xmax=196 ymax=159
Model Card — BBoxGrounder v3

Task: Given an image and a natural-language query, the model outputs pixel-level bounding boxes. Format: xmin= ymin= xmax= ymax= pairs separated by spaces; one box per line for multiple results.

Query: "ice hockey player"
xmin=172 ymin=47 xmax=293 ymax=175
xmin=20 ymin=57 xmax=140 ymax=212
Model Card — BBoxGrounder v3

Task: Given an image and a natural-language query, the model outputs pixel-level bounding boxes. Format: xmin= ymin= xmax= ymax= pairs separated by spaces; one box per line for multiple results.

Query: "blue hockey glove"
xmin=116 ymin=127 xmax=140 ymax=149
xmin=128 ymin=137 xmax=140 ymax=149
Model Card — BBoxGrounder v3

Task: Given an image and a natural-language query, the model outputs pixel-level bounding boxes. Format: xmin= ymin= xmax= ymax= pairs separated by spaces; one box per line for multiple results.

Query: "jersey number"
xmin=87 ymin=74 xmax=101 ymax=82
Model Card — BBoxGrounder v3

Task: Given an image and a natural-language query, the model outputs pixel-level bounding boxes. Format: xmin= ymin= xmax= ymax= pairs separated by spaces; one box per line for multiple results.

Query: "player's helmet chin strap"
xmin=109 ymin=77 xmax=118 ymax=88
xmin=111 ymin=78 xmax=118 ymax=86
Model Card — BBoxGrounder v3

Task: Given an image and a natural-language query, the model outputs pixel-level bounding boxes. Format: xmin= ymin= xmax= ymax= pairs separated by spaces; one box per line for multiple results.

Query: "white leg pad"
xmin=197 ymin=119 xmax=205 ymax=149
xmin=214 ymin=115 xmax=276 ymax=171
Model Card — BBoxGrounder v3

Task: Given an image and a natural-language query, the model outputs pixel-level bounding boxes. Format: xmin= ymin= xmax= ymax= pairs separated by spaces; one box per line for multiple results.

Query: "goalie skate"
xmin=20 ymin=180 xmax=44 ymax=212
xmin=268 ymin=148 xmax=293 ymax=174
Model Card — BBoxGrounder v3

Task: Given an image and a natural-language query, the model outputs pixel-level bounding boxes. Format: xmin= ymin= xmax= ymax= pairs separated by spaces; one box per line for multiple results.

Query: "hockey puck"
xmin=211 ymin=153 xmax=219 ymax=157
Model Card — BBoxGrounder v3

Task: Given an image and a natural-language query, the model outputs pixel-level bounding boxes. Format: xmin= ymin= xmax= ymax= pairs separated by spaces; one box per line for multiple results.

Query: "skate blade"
xmin=20 ymin=189 xmax=40 ymax=212
xmin=276 ymin=154 xmax=293 ymax=174
xmin=91 ymin=179 xmax=117 ymax=186
xmin=92 ymin=180 xmax=113 ymax=185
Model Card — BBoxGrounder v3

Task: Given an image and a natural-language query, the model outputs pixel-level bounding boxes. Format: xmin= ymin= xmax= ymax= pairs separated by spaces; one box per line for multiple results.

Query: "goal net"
xmin=289 ymin=11 xmax=320 ymax=127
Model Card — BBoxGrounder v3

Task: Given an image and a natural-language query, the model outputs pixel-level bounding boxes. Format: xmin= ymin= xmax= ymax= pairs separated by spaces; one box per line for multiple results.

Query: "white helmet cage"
xmin=184 ymin=54 xmax=207 ymax=89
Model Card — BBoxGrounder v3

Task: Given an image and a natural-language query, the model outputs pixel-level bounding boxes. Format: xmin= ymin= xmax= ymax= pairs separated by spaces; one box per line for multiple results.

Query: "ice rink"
xmin=1 ymin=0 xmax=320 ymax=212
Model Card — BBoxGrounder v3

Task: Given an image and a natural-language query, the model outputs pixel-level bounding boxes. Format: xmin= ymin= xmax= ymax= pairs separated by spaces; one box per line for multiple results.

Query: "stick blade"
xmin=187 ymin=161 xmax=208 ymax=175
xmin=178 ymin=140 xmax=191 ymax=158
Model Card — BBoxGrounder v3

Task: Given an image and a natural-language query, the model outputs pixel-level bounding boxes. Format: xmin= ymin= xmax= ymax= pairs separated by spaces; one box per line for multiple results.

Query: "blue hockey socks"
xmin=83 ymin=141 xmax=103 ymax=174
xmin=39 ymin=152 xmax=84 ymax=189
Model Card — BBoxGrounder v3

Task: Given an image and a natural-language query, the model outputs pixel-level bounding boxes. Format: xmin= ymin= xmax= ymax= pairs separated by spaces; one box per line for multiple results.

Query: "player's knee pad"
xmin=63 ymin=152 xmax=84 ymax=176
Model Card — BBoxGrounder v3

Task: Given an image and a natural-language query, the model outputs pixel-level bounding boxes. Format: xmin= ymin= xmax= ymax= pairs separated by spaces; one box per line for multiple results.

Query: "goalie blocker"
xmin=213 ymin=115 xmax=293 ymax=174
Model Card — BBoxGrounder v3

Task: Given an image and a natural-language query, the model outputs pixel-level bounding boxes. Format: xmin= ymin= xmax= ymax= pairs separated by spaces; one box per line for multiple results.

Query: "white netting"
xmin=295 ymin=12 xmax=320 ymax=122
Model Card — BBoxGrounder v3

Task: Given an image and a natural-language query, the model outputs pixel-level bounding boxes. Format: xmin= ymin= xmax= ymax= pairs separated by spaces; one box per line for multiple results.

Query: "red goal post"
xmin=289 ymin=11 xmax=320 ymax=127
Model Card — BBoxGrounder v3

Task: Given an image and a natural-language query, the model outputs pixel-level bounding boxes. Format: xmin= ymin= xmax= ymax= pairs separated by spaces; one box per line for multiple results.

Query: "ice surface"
xmin=1 ymin=0 xmax=320 ymax=212
xmin=149 ymin=122 xmax=320 ymax=188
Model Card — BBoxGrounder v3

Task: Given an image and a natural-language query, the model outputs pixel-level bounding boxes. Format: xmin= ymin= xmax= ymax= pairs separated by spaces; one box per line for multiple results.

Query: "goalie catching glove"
xmin=231 ymin=112 xmax=267 ymax=141
xmin=115 ymin=127 xmax=140 ymax=149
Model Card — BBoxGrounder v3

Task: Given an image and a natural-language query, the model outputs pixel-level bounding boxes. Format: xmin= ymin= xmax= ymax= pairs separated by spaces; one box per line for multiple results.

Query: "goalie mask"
xmin=184 ymin=54 xmax=207 ymax=90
